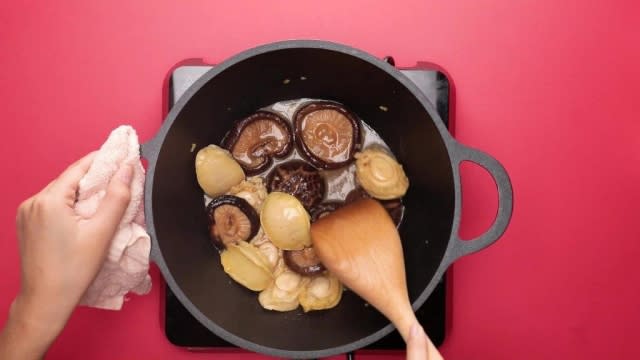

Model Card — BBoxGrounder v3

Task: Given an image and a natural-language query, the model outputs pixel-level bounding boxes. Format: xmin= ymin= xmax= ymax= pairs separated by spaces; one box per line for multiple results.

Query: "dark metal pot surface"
xmin=141 ymin=40 xmax=513 ymax=358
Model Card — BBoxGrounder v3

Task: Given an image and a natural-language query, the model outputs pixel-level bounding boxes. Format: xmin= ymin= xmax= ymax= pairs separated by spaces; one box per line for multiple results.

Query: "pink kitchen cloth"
xmin=74 ymin=125 xmax=152 ymax=310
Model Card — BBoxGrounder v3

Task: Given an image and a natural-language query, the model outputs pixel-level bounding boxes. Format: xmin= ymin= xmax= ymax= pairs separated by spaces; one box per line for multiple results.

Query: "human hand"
xmin=406 ymin=323 xmax=444 ymax=360
xmin=0 ymin=152 xmax=133 ymax=359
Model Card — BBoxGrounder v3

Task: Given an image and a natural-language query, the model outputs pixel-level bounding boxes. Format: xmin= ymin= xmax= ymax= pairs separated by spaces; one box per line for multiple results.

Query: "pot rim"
xmin=144 ymin=39 xmax=467 ymax=358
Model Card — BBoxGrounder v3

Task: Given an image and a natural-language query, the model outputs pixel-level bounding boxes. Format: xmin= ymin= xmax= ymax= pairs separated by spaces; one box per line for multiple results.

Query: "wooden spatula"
xmin=311 ymin=198 xmax=442 ymax=358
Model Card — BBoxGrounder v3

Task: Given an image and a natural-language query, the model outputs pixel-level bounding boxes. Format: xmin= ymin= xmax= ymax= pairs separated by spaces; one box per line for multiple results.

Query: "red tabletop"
xmin=1 ymin=1 xmax=638 ymax=359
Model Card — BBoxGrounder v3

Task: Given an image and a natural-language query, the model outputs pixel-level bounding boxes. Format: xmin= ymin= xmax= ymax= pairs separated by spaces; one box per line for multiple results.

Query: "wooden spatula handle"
xmin=311 ymin=199 xmax=443 ymax=359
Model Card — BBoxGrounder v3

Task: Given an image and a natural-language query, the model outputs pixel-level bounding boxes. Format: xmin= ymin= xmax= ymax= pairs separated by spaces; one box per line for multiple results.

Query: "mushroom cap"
xmin=266 ymin=160 xmax=326 ymax=211
xmin=345 ymin=187 xmax=370 ymax=203
xmin=222 ymin=111 xmax=293 ymax=175
xmin=207 ymin=195 xmax=260 ymax=250
xmin=345 ymin=188 xmax=404 ymax=226
xmin=294 ymin=101 xmax=362 ymax=169
xmin=283 ymin=247 xmax=326 ymax=276
xmin=380 ymin=198 xmax=404 ymax=227
xmin=309 ymin=201 xmax=344 ymax=223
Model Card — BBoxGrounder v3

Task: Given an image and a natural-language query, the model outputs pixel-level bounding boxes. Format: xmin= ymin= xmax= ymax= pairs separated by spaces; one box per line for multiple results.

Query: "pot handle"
xmin=140 ymin=135 xmax=161 ymax=160
xmin=139 ymin=135 xmax=162 ymax=263
xmin=450 ymin=141 xmax=513 ymax=260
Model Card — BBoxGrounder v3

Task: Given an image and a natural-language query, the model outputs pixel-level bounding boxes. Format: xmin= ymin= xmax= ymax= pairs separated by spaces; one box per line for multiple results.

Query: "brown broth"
xmin=205 ymin=99 xmax=397 ymax=210
xmin=265 ymin=99 xmax=391 ymax=202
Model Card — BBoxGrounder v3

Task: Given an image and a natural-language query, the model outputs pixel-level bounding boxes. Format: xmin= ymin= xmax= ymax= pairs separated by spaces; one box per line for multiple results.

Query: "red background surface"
xmin=1 ymin=1 xmax=639 ymax=359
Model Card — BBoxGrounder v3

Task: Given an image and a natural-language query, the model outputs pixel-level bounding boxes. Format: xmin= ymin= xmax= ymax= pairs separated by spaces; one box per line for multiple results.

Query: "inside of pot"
xmin=151 ymin=46 xmax=455 ymax=351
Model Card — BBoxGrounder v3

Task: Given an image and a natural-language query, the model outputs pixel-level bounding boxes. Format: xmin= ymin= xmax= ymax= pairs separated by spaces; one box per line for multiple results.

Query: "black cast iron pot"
xmin=141 ymin=40 xmax=513 ymax=358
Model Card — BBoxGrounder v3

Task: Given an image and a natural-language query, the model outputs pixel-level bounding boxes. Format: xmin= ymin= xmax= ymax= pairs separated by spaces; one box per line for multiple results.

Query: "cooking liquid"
xmin=267 ymin=98 xmax=392 ymax=202
xmin=203 ymin=99 xmax=405 ymax=307
xmin=206 ymin=98 xmax=398 ymax=210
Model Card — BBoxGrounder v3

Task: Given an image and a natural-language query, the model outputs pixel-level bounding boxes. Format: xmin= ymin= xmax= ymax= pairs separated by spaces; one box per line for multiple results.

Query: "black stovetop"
xmin=162 ymin=61 xmax=451 ymax=351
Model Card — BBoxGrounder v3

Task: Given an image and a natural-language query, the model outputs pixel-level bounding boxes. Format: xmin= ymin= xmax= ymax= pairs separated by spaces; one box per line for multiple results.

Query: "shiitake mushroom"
xmin=266 ymin=160 xmax=326 ymax=211
xmin=309 ymin=201 xmax=344 ymax=223
xmin=344 ymin=187 xmax=370 ymax=204
xmin=207 ymin=195 xmax=260 ymax=250
xmin=380 ymin=199 xmax=404 ymax=227
xmin=221 ymin=111 xmax=293 ymax=175
xmin=278 ymin=201 xmax=343 ymax=276
xmin=345 ymin=188 xmax=404 ymax=226
xmin=294 ymin=101 xmax=362 ymax=169
xmin=283 ymin=247 xmax=326 ymax=276
xmin=280 ymin=201 xmax=344 ymax=276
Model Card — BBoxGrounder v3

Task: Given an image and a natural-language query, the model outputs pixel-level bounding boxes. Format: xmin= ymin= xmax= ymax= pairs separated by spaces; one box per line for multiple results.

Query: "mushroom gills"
xmin=207 ymin=195 xmax=260 ymax=249
xmin=267 ymin=160 xmax=326 ymax=210
xmin=221 ymin=112 xmax=293 ymax=175
xmin=294 ymin=101 xmax=362 ymax=169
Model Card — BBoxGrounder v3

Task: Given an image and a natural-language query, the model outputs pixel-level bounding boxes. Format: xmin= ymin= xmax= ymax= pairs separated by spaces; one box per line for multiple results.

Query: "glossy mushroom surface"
xmin=344 ymin=187 xmax=370 ymax=204
xmin=222 ymin=111 xmax=293 ymax=175
xmin=207 ymin=195 xmax=260 ymax=250
xmin=345 ymin=188 xmax=404 ymax=226
xmin=309 ymin=201 xmax=344 ymax=223
xmin=266 ymin=160 xmax=326 ymax=210
xmin=380 ymin=198 xmax=404 ymax=226
xmin=294 ymin=101 xmax=362 ymax=169
xmin=283 ymin=247 xmax=326 ymax=276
